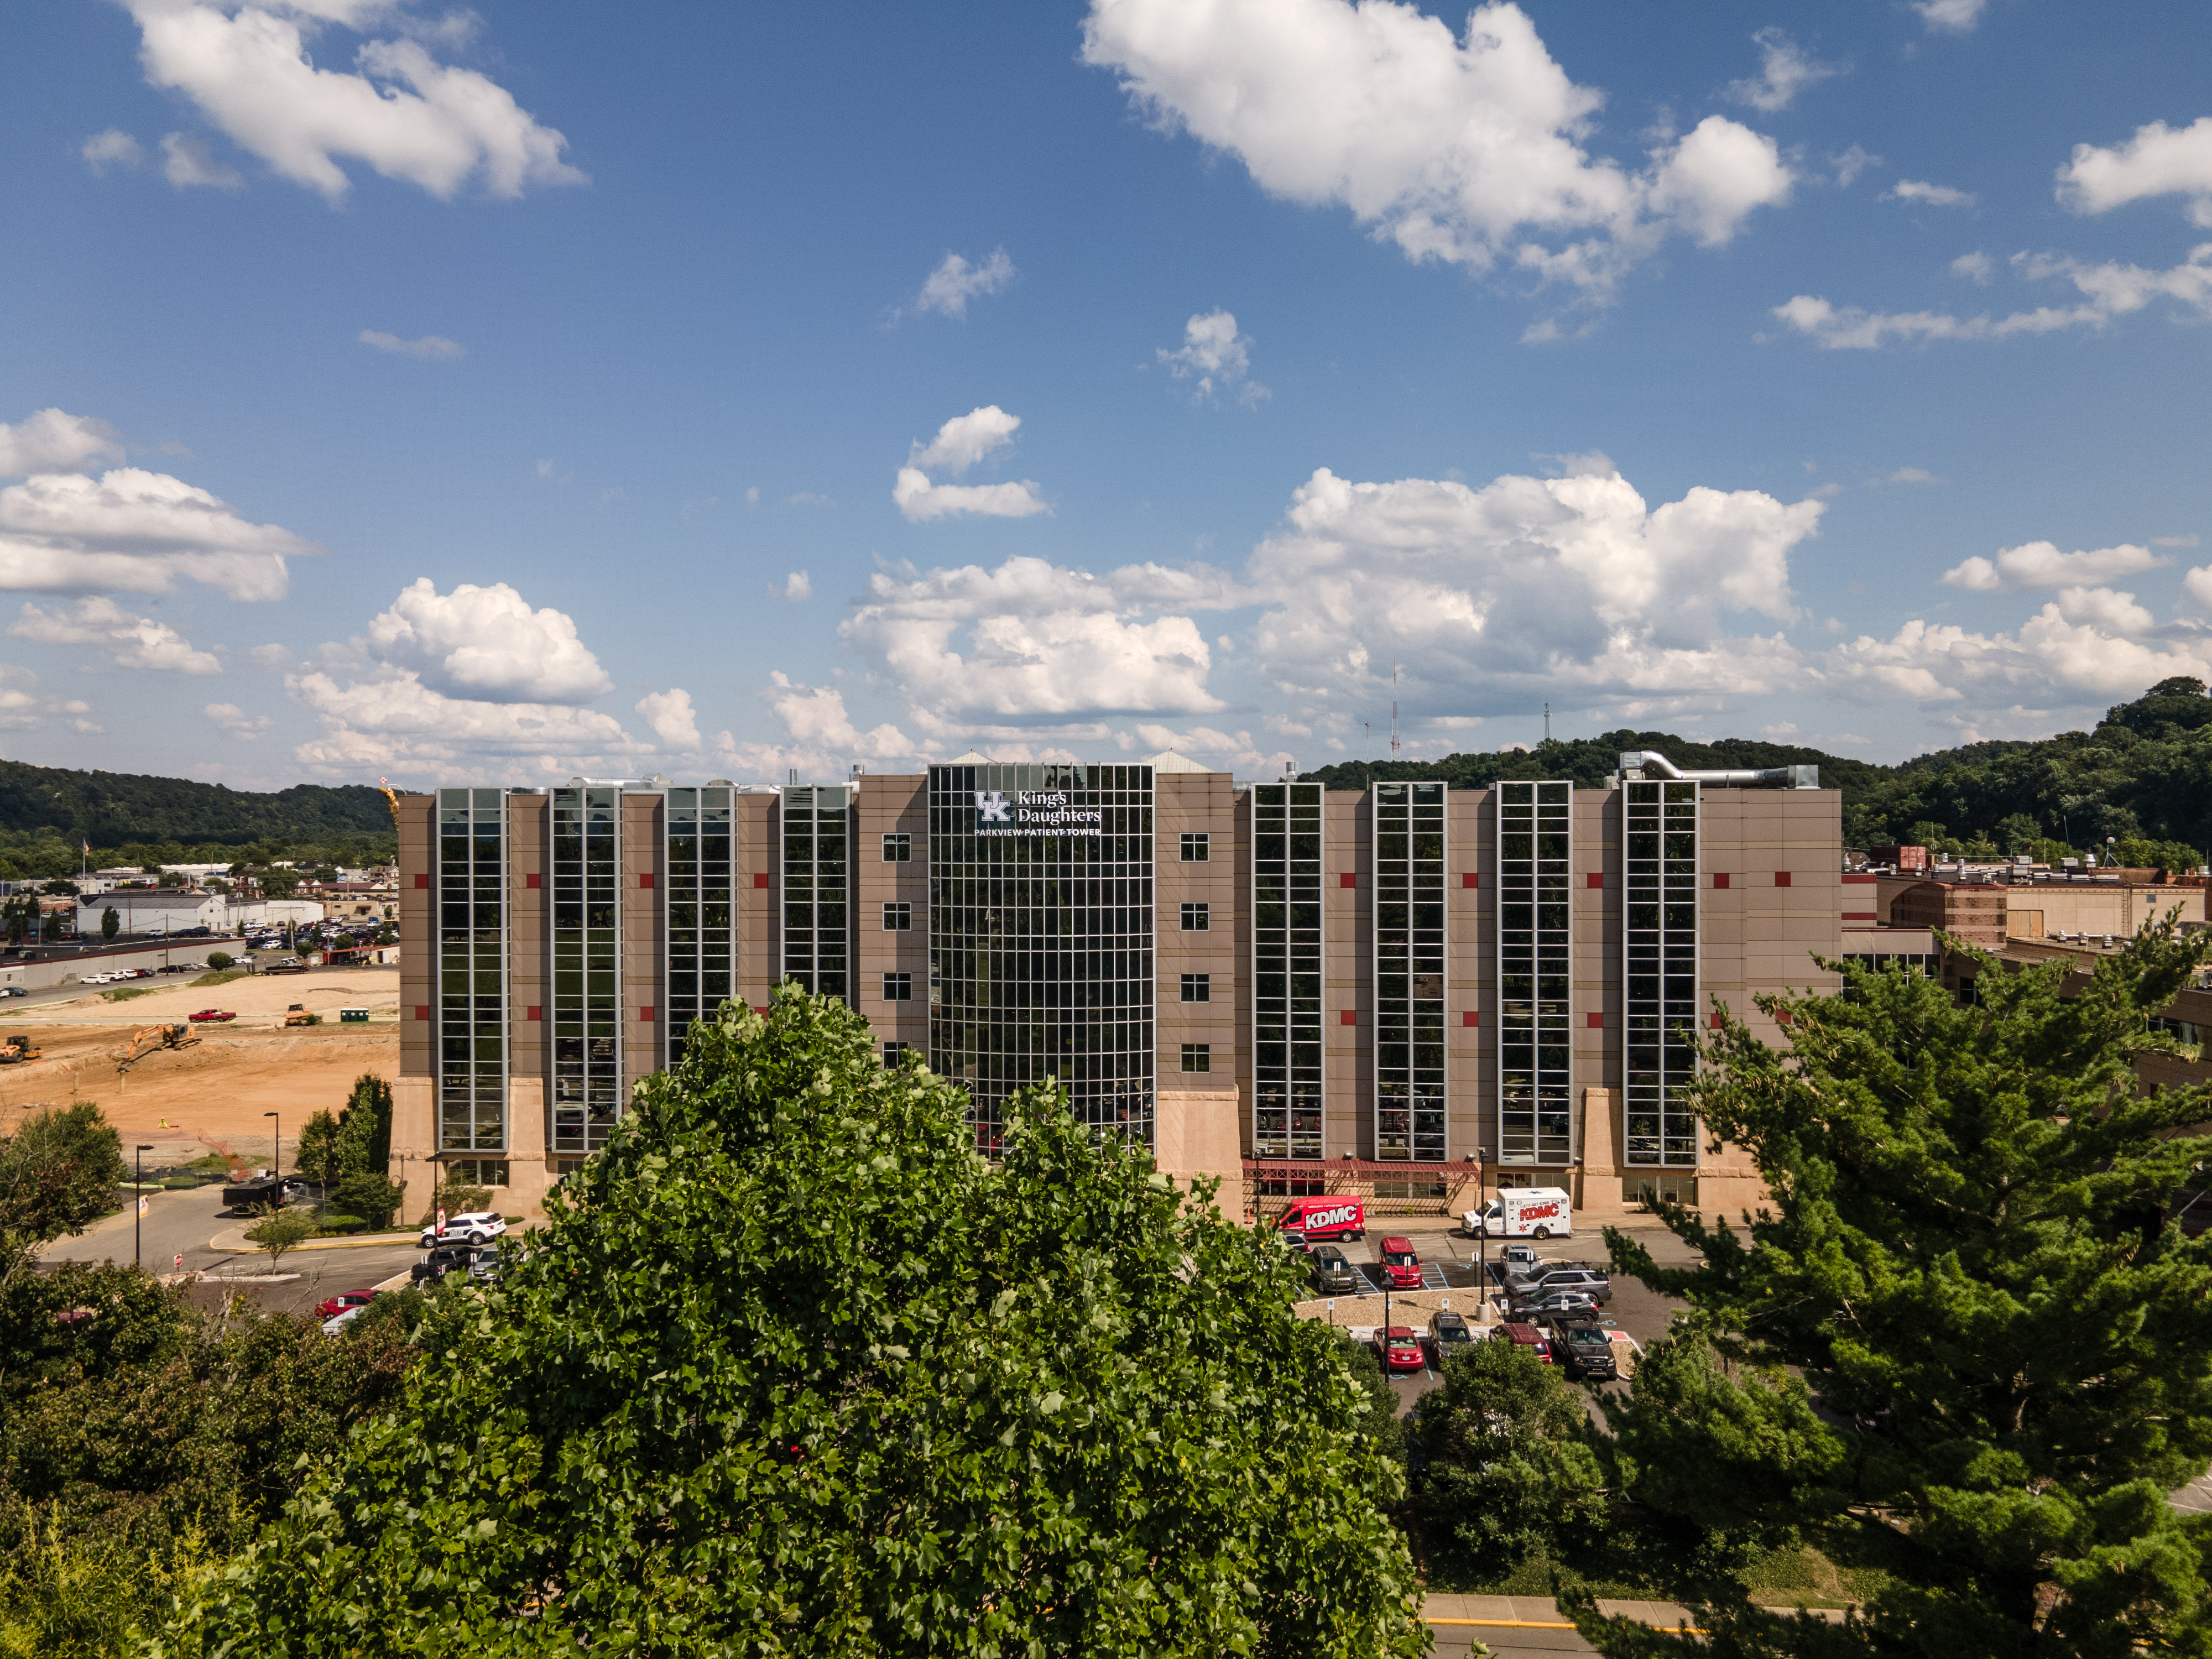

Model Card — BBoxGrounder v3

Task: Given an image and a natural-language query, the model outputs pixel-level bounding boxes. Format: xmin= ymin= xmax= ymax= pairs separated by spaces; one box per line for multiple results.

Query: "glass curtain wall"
xmin=1374 ymin=782 xmax=1447 ymax=1160
xmin=1496 ymin=781 xmax=1573 ymax=1165
xmin=551 ymin=786 xmax=622 ymax=1155
xmin=928 ymin=764 xmax=1153 ymax=1155
xmin=1252 ymin=782 xmax=1323 ymax=1159
xmin=436 ymin=788 xmax=507 ymax=1153
xmin=1624 ymin=779 xmax=1699 ymax=1166
xmin=665 ymin=785 xmax=735 ymax=1062
xmin=781 ymin=785 xmax=851 ymax=1000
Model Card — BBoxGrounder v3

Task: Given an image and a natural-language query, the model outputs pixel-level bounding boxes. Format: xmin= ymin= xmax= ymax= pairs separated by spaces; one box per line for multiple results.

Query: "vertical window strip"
xmin=1251 ymin=781 xmax=1323 ymax=1161
xmin=551 ymin=786 xmax=622 ymax=1155
xmin=781 ymin=785 xmax=853 ymax=1002
xmin=435 ymin=787 xmax=507 ymax=1154
xmin=664 ymin=786 xmax=734 ymax=1065
xmin=1496 ymin=780 xmax=1573 ymax=1166
xmin=1373 ymin=781 xmax=1447 ymax=1162
xmin=1623 ymin=779 xmax=1699 ymax=1167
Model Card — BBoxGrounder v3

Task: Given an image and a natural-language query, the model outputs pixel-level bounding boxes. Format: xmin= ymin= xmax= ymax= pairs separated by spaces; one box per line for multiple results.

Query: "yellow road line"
xmin=1426 ymin=1618 xmax=1704 ymax=1632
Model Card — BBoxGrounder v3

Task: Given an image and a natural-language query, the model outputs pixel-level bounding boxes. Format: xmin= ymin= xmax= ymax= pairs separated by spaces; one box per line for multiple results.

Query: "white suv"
xmin=419 ymin=1211 xmax=508 ymax=1249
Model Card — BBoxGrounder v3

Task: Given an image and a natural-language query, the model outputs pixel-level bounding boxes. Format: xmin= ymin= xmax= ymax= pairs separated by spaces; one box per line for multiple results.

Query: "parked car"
xmin=1512 ymin=1287 xmax=1602 ymax=1321
xmin=1542 ymin=1316 xmax=1620 ymax=1382
xmin=1378 ymin=1235 xmax=1423 ymax=1290
xmin=1276 ymin=1228 xmax=1312 ymax=1255
xmin=314 ymin=1288 xmax=379 ymax=1320
xmin=187 ymin=1008 xmax=236 ymax=1023
xmin=0 ymin=987 xmax=24 ymax=998
xmin=1493 ymin=1320 xmax=1553 ymax=1364
xmin=320 ymin=1306 xmax=367 ymax=1335
xmin=266 ymin=957 xmax=309 ymax=975
xmin=420 ymin=1211 xmax=508 ymax=1249
xmin=1425 ymin=1309 xmax=1477 ymax=1363
xmin=1308 ymin=1245 xmax=1361 ymax=1296
xmin=1509 ymin=1265 xmax=1611 ymax=1307
xmin=412 ymin=1245 xmax=477 ymax=1285
xmin=1373 ymin=1324 xmax=1426 ymax=1374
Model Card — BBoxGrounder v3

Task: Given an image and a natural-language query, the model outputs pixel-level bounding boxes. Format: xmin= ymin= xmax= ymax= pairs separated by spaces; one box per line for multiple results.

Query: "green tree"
xmin=291 ymin=1110 xmax=345 ymax=1192
xmin=204 ymin=952 xmax=231 ymax=971
xmin=1412 ymin=1334 xmax=1607 ymax=1572
xmin=327 ymin=1171 xmax=400 ymax=1230
xmin=1580 ymin=924 xmax=2212 ymax=1658
xmin=0 ymin=1104 xmax=125 ymax=1279
xmin=242 ymin=1205 xmax=315 ymax=1270
xmin=161 ymin=990 xmax=1427 ymax=1656
xmin=97 ymin=907 xmax=117 ymax=942
xmin=1995 ymin=812 xmax=2041 ymax=853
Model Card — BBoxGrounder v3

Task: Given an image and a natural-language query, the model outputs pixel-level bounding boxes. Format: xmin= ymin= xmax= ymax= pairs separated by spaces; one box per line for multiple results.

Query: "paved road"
xmin=40 ymin=1183 xmax=421 ymax=1315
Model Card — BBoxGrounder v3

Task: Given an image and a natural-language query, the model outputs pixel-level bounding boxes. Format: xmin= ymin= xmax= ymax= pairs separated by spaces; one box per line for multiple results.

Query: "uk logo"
xmin=975 ymin=790 xmax=1011 ymax=822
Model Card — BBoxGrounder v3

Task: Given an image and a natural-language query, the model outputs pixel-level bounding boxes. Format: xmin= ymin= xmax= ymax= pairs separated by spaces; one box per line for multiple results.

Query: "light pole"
xmin=134 ymin=1143 xmax=152 ymax=1269
xmin=264 ymin=1110 xmax=279 ymax=1195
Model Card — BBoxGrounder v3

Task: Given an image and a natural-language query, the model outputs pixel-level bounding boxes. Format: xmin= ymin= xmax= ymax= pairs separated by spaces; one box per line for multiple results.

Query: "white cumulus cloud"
xmin=364 ymin=577 xmax=613 ymax=703
xmin=1243 ymin=460 xmax=1820 ymax=714
xmin=2058 ymin=116 xmax=2212 ymax=225
xmin=635 ymin=687 xmax=701 ymax=750
xmin=358 ymin=329 xmax=464 ymax=359
xmin=1726 ymin=27 xmax=1844 ymax=115
xmin=207 ymin=701 xmax=273 ymax=738
xmin=1886 ymin=179 xmax=1977 ymax=209
xmin=82 ymin=129 xmax=147 ymax=173
xmin=894 ymin=406 xmax=1048 ymax=522
xmin=910 ymin=248 xmax=1015 ymax=319
xmin=1080 ymin=0 xmax=1791 ymax=299
xmin=0 ymin=410 xmax=123 ymax=478
xmin=122 ymin=0 xmax=587 ymax=203
xmin=1940 ymin=540 xmax=2165 ymax=591
xmin=7 ymin=597 xmax=222 ymax=674
xmin=1951 ymin=250 xmax=1994 ymax=283
xmin=161 ymin=131 xmax=243 ymax=189
xmin=1913 ymin=0 xmax=1988 ymax=33
xmin=0 ymin=465 xmax=317 ymax=600
xmin=1158 ymin=310 xmax=1269 ymax=405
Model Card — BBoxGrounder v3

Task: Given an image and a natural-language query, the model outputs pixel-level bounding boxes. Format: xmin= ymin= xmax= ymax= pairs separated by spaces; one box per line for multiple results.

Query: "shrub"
xmin=204 ymin=951 xmax=232 ymax=971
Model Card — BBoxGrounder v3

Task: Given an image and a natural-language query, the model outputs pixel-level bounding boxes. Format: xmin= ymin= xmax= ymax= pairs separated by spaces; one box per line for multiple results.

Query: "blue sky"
xmin=2 ymin=0 xmax=2210 ymax=787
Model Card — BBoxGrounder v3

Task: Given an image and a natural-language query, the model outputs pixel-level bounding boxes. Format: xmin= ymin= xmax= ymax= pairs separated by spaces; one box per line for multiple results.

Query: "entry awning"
xmin=1243 ymin=1157 xmax=1484 ymax=1177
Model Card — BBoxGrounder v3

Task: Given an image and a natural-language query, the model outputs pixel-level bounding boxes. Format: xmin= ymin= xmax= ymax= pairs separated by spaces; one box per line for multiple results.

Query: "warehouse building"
xmin=392 ymin=752 xmax=1846 ymax=1221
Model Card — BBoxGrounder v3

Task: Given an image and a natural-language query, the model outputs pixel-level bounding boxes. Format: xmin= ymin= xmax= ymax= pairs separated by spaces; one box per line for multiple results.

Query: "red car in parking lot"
xmin=1379 ymin=1236 xmax=1423 ymax=1290
xmin=314 ymin=1288 xmax=378 ymax=1320
xmin=1374 ymin=1325 xmax=1426 ymax=1374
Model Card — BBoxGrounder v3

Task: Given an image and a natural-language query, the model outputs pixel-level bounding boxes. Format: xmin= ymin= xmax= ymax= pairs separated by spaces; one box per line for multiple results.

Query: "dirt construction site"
xmin=0 ymin=965 xmax=398 ymax=1171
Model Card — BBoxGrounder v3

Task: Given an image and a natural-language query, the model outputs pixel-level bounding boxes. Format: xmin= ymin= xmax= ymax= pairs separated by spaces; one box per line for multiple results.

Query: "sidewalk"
xmin=209 ymin=1225 xmax=420 ymax=1254
xmin=1423 ymin=1592 xmax=1846 ymax=1629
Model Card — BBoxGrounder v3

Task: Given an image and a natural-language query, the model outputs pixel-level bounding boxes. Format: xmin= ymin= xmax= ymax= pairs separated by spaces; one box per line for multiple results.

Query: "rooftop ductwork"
xmin=1618 ymin=751 xmax=1820 ymax=789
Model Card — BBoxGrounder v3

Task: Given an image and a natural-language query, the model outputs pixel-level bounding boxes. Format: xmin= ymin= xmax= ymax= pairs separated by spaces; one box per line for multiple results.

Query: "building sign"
xmin=973 ymin=790 xmax=1104 ymax=838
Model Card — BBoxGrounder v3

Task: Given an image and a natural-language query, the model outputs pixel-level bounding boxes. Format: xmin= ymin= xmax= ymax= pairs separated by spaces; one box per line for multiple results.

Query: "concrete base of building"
xmin=1155 ymin=1086 xmax=1244 ymax=1209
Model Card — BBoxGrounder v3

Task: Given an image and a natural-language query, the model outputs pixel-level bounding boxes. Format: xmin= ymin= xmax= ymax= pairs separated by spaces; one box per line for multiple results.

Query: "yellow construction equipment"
xmin=111 ymin=1023 xmax=200 ymax=1074
xmin=284 ymin=1003 xmax=314 ymax=1028
xmin=0 ymin=1033 xmax=40 ymax=1064
xmin=378 ymin=776 xmax=401 ymax=828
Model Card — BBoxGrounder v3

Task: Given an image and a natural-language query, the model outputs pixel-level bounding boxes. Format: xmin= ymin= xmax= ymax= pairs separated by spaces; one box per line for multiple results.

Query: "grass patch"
xmin=100 ymin=986 xmax=153 ymax=1003
xmin=190 ymin=970 xmax=247 ymax=988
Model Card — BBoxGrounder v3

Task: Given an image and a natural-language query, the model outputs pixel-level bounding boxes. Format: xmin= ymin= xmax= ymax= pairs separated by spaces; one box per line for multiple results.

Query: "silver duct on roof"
xmin=1617 ymin=751 xmax=1819 ymax=789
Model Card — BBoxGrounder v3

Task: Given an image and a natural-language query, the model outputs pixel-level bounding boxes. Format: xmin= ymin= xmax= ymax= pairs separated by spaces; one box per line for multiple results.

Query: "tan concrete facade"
xmin=395 ymin=763 xmax=1844 ymax=1224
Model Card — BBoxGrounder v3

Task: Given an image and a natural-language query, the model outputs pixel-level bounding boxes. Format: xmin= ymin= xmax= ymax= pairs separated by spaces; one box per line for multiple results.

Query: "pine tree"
xmin=1582 ymin=920 xmax=2212 ymax=1657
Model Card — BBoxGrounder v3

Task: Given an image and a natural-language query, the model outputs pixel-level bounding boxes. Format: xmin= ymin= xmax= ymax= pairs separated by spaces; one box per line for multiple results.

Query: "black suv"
xmin=412 ymin=1245 xmax=481 ymax=1285
xmin=1542 ymin=1316 xmax=1620 ymax=1382
xmin=1308 ymin=1245 xmax=1362 ymax=1296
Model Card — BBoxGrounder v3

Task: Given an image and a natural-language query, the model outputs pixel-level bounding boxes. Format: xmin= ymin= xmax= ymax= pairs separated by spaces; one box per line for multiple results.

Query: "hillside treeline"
xmin=1303 ymin=676 xmax=2212 ymax=865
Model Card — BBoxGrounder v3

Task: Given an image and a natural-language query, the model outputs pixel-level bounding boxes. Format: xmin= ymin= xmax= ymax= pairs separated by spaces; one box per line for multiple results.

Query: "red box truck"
xmin=1276 ymin=1196 xmax=1366 ymax=1243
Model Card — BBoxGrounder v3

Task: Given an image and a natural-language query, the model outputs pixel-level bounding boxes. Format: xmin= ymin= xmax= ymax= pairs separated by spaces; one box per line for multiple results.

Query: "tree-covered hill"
xmin=0 ymin=759 xmax=394 ymax=878
xmin=1301 ymin=676 xmax=2212 ymax=864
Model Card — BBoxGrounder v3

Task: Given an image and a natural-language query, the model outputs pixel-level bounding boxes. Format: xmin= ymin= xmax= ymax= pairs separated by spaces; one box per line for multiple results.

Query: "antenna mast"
xmin=1543 ymin=702 xmax=1551 ymax=745
xmin=1390 ymin=665 xmax=1401 ymax=761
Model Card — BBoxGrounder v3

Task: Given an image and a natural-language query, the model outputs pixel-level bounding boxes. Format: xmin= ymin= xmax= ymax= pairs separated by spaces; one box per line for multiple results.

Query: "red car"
xmin=314 ymin=1289 xmax=378 ymax=1320
xmin=1374 ymin=1324 xmax=1426 ymax=1374
xmin=187 ymin=1008 xmax=236 ymax=1023
xmin=1379 ymin=1235 xmax=1423 ymax=1290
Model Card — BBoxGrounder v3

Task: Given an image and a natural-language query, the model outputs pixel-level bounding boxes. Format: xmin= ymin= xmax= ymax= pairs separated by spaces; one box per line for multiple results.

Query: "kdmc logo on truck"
xmin=1301 ymin=1204 xmax=1358 ymax=1232
xmin=1520 ymin=1202 xmax=1562 ymax=1220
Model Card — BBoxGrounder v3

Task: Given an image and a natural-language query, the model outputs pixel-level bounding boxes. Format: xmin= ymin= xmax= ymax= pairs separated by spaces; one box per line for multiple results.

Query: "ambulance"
xmin=1462 ymin=1186 xmax=1574 ymax=1239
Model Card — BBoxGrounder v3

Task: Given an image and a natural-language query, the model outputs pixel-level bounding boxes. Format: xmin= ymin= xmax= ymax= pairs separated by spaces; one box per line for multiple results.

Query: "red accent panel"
xmin=1843 ymin=872 xmax=1878 ymax=885
xmin=1843 ymin=910 xmax=1877 ymax=921
xmin=639 ymin=873 xmax=655 ymax=890
xmin=413 ymin=1005 xmax=429 ymax=1022
xmin=526 ymin=1005 xmax=541 ymax=1021
xmin=1710 ymin=1012 xmax=1724 ymax=1030
xmin=1339 ymin=872 xmax=1357 ymax=888
xmin=1586 ymin=1011 xmax=1604 ymax=1029
xmin=1585 ymin=872 xmax=1603 ymax=889
xmin=413 ymin=873 xmax=429 ymax=889
xmin=1775 ymin=870 xmax=1793 ymax=887
xmin=1713 ymin=872 xmax=1731 ymax=890
xmin=753 ymin=872 xmax=769 ymax=889
xmin=640 ymin=1006 xmax=656 ymax=1022
xmin=525 ymin=872 xmax=541 ymax=890
xmin=1461 ymin=872 xmax=1479 ymax=888
xmin=1462 ymin=1010 xmax=1480 ymax=1027
xmin=1339 ymin=1009 xmax=1357 ymax=1026
xmin=753 ymin=1005 xmax=770 ymax=1016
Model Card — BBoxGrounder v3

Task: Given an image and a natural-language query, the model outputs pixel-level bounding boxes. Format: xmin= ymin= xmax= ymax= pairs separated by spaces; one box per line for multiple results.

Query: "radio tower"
xmin=1390 ymin=665 xmax=1401 ymax=760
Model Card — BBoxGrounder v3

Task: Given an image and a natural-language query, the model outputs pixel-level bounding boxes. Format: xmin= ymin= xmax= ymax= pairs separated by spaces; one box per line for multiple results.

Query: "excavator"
xmin=112 ymin=1022 xmax=200 ymax=1075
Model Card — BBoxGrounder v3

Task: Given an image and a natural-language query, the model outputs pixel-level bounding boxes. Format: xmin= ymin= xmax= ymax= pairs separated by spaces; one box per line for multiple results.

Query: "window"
xmin=883 ymin=901 xmax=912 ymax=931
xmin=883 ymin=1040 xmax=909 ymax=1068
xmin=443 ymin=1159 xmax=510 ymax=1188
xmin=1180 ymin=832 xmax=1209 ymax=862
xmin=883 ymin=832 xmax=911 ymax=863
xmin=1181 ymin=901 xmax=1209 ymax=931
xmin=1180 ymin=1042 xmax=1211 ymax=1073
xmin=1180 ymin=972 xmax=1211 ymax=1003
xmin=883 ymin=971 xmax=912 ymax=1001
